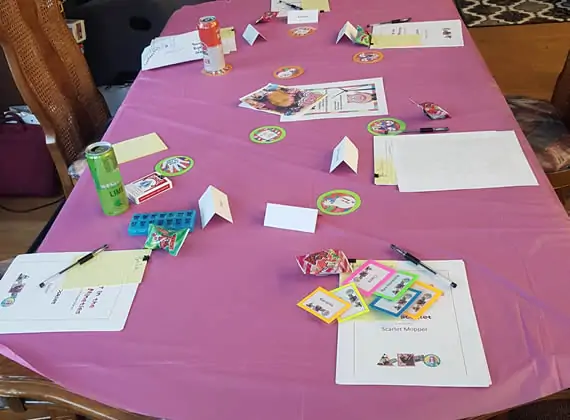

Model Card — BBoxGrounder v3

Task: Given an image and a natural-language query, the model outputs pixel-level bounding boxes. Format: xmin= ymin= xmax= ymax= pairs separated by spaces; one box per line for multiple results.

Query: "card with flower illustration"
xmin=331 ymin=283 xmax=369 ymax=322
xmin=297 ymin=287 xmax=350 ymax=323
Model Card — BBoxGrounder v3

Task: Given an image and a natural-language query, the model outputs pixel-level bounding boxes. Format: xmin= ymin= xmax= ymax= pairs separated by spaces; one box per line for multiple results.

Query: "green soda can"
xmin=85 ymin=141 xmax=129 ymax=216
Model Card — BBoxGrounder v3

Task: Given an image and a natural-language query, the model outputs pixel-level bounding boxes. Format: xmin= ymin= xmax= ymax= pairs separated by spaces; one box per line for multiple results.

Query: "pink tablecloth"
xmin=3 ymin=0 xmax=570 ymax=419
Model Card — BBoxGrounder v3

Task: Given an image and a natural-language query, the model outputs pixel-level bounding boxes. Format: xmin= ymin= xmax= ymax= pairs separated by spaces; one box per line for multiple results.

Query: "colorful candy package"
xmin=410 ymin=98 xmax=450 ymax=120
xmin=144 ymin=224 xmax=189 ymax=256
xmin=354 ymin=25 xmax=372 ymax=47
xmin=255 ymin=11 xmax=278 ymax=24
xmin=296 ymin=249 xmax=352 ymax=276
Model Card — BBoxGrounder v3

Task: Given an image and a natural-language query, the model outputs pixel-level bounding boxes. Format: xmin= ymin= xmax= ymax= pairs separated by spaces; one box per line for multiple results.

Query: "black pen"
xmin=39 ymin=244 xmax=109 ymax=288
xmin=390 ymin=244 xmax=457 ymax=288
xmin=368 ymin=17 xmax=412 ymax=26
xmin=279 ymin=0 xmax=303 ymax=10
xmin=404 ymin=127 xmax=449 ymax=134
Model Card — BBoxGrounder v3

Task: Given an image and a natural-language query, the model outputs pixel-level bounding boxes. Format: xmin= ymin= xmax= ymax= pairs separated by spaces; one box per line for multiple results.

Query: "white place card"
xmin=336 ymin=21 xmax=358 ymax=44
xmin=198 ymin=185 xmax=234 ymax=228
xmin=330 ymin=136 xmax=359 ymax=173
xmin=242 ymin=24 xmax=266 ymax=46
xmin=264 ymin=203 xmax=318 ymax=233
xmin=287 ymin=9 xmax=319 ymax=24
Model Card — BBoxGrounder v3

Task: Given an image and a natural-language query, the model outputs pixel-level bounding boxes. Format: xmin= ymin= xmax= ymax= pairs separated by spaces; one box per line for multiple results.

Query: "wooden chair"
xmin=507 ymin=50 xmax=570 ymax=209
xmin=0 ymin=0 xmax=110 ymax=197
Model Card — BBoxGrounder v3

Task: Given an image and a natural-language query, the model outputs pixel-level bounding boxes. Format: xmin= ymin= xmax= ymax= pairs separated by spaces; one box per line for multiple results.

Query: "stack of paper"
xmin=0 ymin=251 xmax=150 ymax=334
xmin=141 ymin=28 xmax=236 ymax=71
xmin=239 ymin=83 xmax=327 ymax=117
xmin=374 ymin=130 xmax=538 ymax=192
xmin=336 ymin=260 xmax=491 ymax=387
xmin=370 ymin=20 xmax=464 ymax=49
xmin=270 ymin=0 xmax=330 ymax=17
xmin=391 ymin=130 xmax=538 ymax=192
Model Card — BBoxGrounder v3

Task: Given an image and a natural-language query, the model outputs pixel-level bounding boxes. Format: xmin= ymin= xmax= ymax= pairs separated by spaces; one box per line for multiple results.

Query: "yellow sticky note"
xmin=112 ymin=133 xmax=167 ymax=164
xmin=220 ymin=27 xmax=233 ymax=39
xmin=61 ymin=249 xmax=151 ymax=290
xmin=371 ymin=34 xmax=422 ymax=48
xmin=301 ymin=0 xmax=330 ymax=12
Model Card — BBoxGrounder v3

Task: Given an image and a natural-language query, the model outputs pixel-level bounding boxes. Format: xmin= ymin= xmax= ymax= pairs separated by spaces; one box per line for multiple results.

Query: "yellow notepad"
xmin=301 ymin=0 xmax=330 ymax=12
xmin=372 ymin=34 xmax=422 ymax=48
xmin=61 ymin=249 xmax=151 ymax=290
xmin=112 ymin=133 xmax=167 ymax=164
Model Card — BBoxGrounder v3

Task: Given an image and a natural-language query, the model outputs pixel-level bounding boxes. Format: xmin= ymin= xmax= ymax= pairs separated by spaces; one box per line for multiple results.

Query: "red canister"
xmin=198 ymin=16 xmax=226 ymax=73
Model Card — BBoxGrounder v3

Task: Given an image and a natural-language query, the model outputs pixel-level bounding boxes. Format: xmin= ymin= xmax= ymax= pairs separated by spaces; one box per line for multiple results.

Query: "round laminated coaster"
xmin=316 ymin=189 xmax=361 ymax=216
xmin=202 ymin=64 xmax=233 ymax=77
xmin=288 ymin=26 xmax=317 ymax=37
xmin=249 ymin=125 xmax=287 ymax=144
xmin=367 ymin=118 xmax=406 ymax=135
xmin=273 ymin=66 xmax=305 ymax=80
xmin=155 ymin=156 xmax=195 ymax=176
xmin=353 ymin=51 xmax=384 ymax=64
xmin=423 ymin=354 xmax=441 ymax=368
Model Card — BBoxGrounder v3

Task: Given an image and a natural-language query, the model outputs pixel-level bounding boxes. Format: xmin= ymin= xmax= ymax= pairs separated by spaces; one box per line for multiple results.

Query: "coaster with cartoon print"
xmin=367 ymin=117 xmax=406 ymax=135
xmin=249 ymin=125 xmax=287 ymax=144
xmin=273 ymin=65 xmax=305 ymax=80
xmin=353 ymin=51 xmax=384 ymax=64
xmin=154 ymin=156 xmax=194 ymax=176
xmin=316 ymin=189 xmax=361 ymax=216
xmin=288 ymin=26 xmax=317 ymax=37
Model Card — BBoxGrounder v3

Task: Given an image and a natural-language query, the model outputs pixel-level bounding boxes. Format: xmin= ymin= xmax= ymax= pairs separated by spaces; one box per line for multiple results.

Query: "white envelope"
xmin=330 ymin=136 xmax=359 ymax=173
xmin=287 ymin=9 xmax=319 ymax=24
xmin=264 ymin=203 xmax=318 ymax=233
xmin=336 ymin=21 xmax=358 ymax=44
xmin=242 ymin=24 xmax=266 ymax=46
xmin=198 ymin=185 xmax=234 ymax=228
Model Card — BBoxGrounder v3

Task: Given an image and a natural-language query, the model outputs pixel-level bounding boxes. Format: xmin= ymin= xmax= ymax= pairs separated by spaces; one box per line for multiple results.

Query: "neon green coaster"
xmin=317 ymin=189 xmax=361 ymax=216
xmin=367 ymin=118 xmax=406 ymax=135
xmin=155 ymin=156 xmax=194 ymax=176
xmin=249 ymin=126 xmax=286 ymax=144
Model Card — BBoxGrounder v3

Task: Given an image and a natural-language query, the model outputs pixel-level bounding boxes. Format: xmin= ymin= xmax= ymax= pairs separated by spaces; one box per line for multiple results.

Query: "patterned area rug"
xmin=456 ymin=0 xmax=570 ymax=27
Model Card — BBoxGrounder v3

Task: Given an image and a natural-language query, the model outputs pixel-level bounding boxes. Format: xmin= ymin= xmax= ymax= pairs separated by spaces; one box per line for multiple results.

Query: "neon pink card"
xmin=341 ymin=260 xmax=396 ymax=296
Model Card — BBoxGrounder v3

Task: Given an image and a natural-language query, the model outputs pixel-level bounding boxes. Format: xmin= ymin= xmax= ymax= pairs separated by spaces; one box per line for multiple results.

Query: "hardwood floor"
xmin=470 ymin=23 xmax=570 ymax=100
xmin=0 ymin=197 xmax=61 ymax=261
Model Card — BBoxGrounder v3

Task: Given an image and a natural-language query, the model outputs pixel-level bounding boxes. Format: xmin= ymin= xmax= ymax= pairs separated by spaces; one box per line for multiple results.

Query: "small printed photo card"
xmin=287 ymin=9 xmax=319 ymax=24
xmin=342 ymin=260 xmax=396 ymax=296
xmin=404 ymin=281 xmax=443 ymax=319
xmin=297 ymin=287 xmax=350 ymax=323
xmin=242 ymin=24 xmax=267 ymax=46
xmin=373 ymin=270 xmax=418 ymax=301
xmin=330 ymin=136 xmax=359 ymax=173
xmin=370 ymin=288 xmax=421 ymax=317
xmin=198 ymin=185 xmax=233 ymax=228
xmin=331 ymin=283 xmax=369 ymax=322
xmin=336 ymin=21 xmax=358 ymax=44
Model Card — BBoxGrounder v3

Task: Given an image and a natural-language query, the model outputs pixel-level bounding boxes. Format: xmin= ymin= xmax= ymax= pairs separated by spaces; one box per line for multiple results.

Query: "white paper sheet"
xmin=371 ymin=19 xmax=464 ymax=49
xmin=336 ymin=21 xmax=358 ymax=43
xmin=142 ymin=29 xmax=235 ymax=70
xmin=373 ymin=136 xmax=397 ymax=185
xmin=270 ymin=0 xmax=302 ymax=17
xmin=393 ymin=130 xmax=539 ymax=192
xmin=337 ymin=260 xmax=491 ymax=387
xmin=198 ymin=185 xmax=234 ymax=228
xmin=264 ymin=203 xmax=318 ymax=233
xmin=287 ymin=9 xmax=319 ymax=24
xmin=0 ymin=253 xmax=139 ymax=334
xmin=330 ymin=136 xmax=359 ymax=173
xmin=242 ymin=24 xmax=266 ymax=46
xmin=281 ymin=78 xmax=388 ymax=122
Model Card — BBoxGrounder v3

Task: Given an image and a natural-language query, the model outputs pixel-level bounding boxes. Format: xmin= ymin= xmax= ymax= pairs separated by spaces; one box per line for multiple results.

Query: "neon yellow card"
xmin=404 ymin=281 xmax=443 ymax=319
xmin=372 ymin=34 xmax=422 ymax=48
xmin=297 ymin=287 xmax=350 ymax=323
xmin=331 ymin=283 xmax=369 ymax=322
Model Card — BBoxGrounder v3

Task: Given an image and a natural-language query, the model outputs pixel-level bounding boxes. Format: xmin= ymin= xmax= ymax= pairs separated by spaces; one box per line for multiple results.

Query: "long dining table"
xmin=2 ymin=0 xmax=570 ymax=419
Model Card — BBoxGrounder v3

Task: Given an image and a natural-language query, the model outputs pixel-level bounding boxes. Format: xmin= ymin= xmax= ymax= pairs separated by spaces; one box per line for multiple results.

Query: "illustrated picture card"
xmin=198 ymin=185 xmax=233 ymax=228
xmin=297 ymin=286 xmax=350 ymax=323
xmin=331 ymin=283 xmax=369 ymax=322
xmin=373 ymin=270 xmax=418 ymax=301
xmin=370 ymin=288 xmax=421 ymax=317
xmin=342 ymin=260 xmax=396 ymax=296
xmin=404 ymin=281 xmax=443 ymax=319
